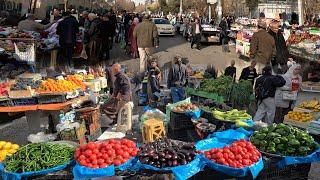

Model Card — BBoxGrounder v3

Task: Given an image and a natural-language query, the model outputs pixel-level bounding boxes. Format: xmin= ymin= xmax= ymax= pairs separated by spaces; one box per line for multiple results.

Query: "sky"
xmin=133 ymin=0 xmax=145 ymax=5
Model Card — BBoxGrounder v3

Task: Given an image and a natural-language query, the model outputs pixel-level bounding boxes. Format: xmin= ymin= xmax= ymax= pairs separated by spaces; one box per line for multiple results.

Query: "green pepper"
xmin=288 ymin=139 xmax=300 ymax=146
xmin=267 ymin=146 xmax=276 ymax=153
xmin=288 ymin=134 xmax=296 ymax=139
xmin=260 ymin=140 xmax=268 ymax=147
xmin=268 ymin=142 xmax=276 ymax=148
xmin=281 ymin=137 xmax=288 ymax=143
xmin=261 ymin=127 xmax=269 ymax=133
xmin=274 ymin=138 xmax=281 ymax=144
xmin=287 ymin=147 xmax=295 ymax=153
xmin=277 ymin=144 xmax=286 ymax=151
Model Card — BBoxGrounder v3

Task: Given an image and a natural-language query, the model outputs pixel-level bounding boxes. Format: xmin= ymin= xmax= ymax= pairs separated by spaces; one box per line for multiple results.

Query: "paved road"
xmin=0 ymin=35 xmax=319 ymax=179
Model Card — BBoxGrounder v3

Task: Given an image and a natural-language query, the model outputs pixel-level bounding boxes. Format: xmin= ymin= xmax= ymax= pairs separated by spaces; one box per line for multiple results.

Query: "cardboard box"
xmin=84 ymin=80 xmax=101 ymax=92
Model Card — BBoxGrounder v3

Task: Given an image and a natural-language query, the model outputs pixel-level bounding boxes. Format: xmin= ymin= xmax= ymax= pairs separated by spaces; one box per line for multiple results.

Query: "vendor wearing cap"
xmin=249 ymin=19 xmax=276 ymax=73
xmin=167 ymin=55 xmax=188 ymax=103
xmin=268 ymin=19 xmax=289 ymax=74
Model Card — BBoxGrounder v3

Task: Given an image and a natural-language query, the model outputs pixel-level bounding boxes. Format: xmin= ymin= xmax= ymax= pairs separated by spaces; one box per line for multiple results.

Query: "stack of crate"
xmin=75 ymin=105 xmax=101 ymax=143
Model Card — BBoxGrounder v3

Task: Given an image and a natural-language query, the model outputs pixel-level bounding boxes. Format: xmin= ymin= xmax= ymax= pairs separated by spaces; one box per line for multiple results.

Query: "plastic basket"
xmin=12 ymin=97 xmax=38 ymax=106
xmin=257 ymin=157 xmax=311 ymax=180
xmin=169 ymin=111 xmax=194 ymax=131
xmin=37 ymin=94 xmax=67 ymax=104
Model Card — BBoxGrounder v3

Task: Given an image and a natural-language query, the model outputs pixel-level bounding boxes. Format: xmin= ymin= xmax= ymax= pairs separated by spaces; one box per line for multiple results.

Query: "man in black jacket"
xmin=224 ymin=60 xmax=236 ymax=79
xmin=253 ymin=66 xmax=286 ymax=125
xmin=239 ymin=60 xmax=258 ymax=86
xmin=219 ymin=17 xmax=229 ymax=52
xmin=56 ymin=11 xmax=79 ymax=70
xmin=268 ymin=20 xmax=289 ymax=74
xmin=98 ymin=14 xmax=113 ymax=64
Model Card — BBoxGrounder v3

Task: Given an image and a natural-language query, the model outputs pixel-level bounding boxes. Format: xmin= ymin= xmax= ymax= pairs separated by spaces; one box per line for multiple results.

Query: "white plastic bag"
xmin=13 ymin=43 xmax=35 ymax=63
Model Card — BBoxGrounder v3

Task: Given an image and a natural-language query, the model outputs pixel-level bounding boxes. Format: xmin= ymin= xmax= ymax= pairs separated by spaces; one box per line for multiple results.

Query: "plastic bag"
xmin=202 ymin=155 xmax=264 ymax=179
xmin=0 ymin=160 xmax=74 ymax=180
xmin=72 ymin=163 xmax=115 ymax=180
xmin=277 ymin=148 xmax=320 ymax=169
xmin=116 ymin=157 xmax=138 ymax=171
xmin=133 ymin=155 xmax=205 ymax=180
xmin=140 ymin=108 xmax=168 ymax=126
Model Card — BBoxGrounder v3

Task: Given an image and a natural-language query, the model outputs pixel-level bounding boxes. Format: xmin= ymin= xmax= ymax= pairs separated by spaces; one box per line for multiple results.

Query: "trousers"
xmin=138 ymin=47 xmax=153 ymax=73
xmin=170 ymin=87 xmax=186 ymax=103
xmin=253 ymin=97 xmax=276 ymax=125
xmin=191 ymin=34 xmax=201 ymax=49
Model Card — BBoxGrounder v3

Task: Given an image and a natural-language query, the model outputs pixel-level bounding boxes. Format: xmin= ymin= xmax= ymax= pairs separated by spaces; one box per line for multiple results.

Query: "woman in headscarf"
xmin=128 ymin=17 xmax=139 ymax=58
xmin=274 ymin=64 xmax=302 ymax=123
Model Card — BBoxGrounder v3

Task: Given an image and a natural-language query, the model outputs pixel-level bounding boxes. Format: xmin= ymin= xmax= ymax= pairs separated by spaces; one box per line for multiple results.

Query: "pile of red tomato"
xmin=204 ymin=139 xmax=261 ymax=168
xmin=75 ymin=139 xmax=138 ymax=169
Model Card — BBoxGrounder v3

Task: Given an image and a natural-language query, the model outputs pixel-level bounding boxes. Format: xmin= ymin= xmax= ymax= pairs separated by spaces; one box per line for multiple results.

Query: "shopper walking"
xmin=254 ymin=66 xmax=286 ymax=125
xmin=249 ymin=20 xmax=276 ymax=73
xmin=128 ymin=17 xmax=139 ymax=58
xmin=87 ymin=13 xmax=102 ymax=65
xmin=56 ymin=11 xmax=79 ymax=71
xmin=190 ymin=18 xmax=202 ymax=50
xmin=98 ymin=14 xmax=113 ymax=65
xmin=268 ymin=20 xmax=289 ymax=74
xmin=274 ymin=64 xmax=302 ymax=123
xmin=133 ymin=14 xmax=159 ymax=73
xmin=219 ymin=17 xmax=229 ymax=52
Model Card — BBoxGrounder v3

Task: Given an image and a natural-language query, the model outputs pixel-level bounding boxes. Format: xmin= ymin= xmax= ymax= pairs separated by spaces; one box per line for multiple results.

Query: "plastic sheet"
xmin=0 ymin=160 xmax=74 ymax=180
xmin=72 ymin=163 xmax=115 ymax=180
xmin=140 ymin=108 xmax=168 ymax=126
xmin=116 ymin=157 xmax=138 ymax=171
xmin=207 ymin=128 xmax=252 ymax=141
xmin=133 ymin=155 xmax=205 ymax=180
xmin=202 ymin=155 xmax=264 ymax=179
xmin=166 ymin=98 xmax=192 ymax=122
xmin=185 ymin=109 xmax=201 ymax=119
xmin=277 ymin=148 xmax=320 ymax=169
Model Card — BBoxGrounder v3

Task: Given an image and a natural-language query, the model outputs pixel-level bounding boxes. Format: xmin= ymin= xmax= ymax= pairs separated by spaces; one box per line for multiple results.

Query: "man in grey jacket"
xmin=167 ymin=55 xmax=188 ymax=103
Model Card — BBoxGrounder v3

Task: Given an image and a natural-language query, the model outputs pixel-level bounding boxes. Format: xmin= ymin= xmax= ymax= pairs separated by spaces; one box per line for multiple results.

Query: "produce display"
xmin=230 ymin=80 xmax=254 ymax=108
xmin=213 ymin=109 xmax=251 ymax=121
xmin=8 ymin=32 xmax=33 ymax=39
xmin=138 ymin=138 xmax=196 ymax=168
xmin=199 ymin=99 xmax=232 ymax=112
xmin=38 ymin=78 xmax=84 ymax=93
xmin=10 ymin=80 xmax=42 ymax=90
xmin=0 ymin=141 xmax=19 ymax=162
xmin=67 ymin=75 xmax=86 ymax=90
xmin=201 ymin=76 xmax=233 ymax=99
xmin=0 ymin=82 xmax=9 ymax=96
xmin=299 ymin=99 xmax=320 ymax=111
xmin=251 ymin=124 xmax=319 ymax=156
xmin=75 ymin=139 xmax=138 ymax=168
xmin=172 ymin=103 xmax=198 ymax=113
xmin=204 ymin=139 xmax=261 ymax=168
xmin=287 ymin=32 xmax=320 ymax=45
xmin=287 ymin=111 xmax=314 ymax=122
xmin=4 ymin=142 xmax=74 ymax=173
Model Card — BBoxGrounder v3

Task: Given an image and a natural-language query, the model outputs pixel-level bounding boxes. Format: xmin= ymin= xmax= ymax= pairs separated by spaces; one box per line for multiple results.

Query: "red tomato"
xmin=130 ymin=149 xmax=138 ymax=156
xmin=79 ymin=155 xmax=86 ymax=161
xmin=123 ymin=151 xmax=130 ymax=159
xmin=210 ymin=148 xmax=217 ymax=154
xmin=107 ymin=149 xmax=115 ymax=156
xmin=218 ymin=158 xmax=226 ymax=164
xmin=102 ymin=154 xmax=109 ymax=160
xmin=113 ymin=159 xmax=121 ymax=166
xmin=106 ymin=158 xmax=113 ymax=164
xmin=84 ymin=149 xmax=93 ymax=157
xmin=229 ymin=162 xmax=237 ymax=168
xmin=223 ymin=153 xmax=229 ymax=159
xmin=242 ymin=159 xmax=249 ymax=166
xmin=92 ymin=149 xmax=99 ymax=155
xmin=80 ymin=145 xmax=87 ymax=151
xmin=223 ymin=149 xmax=231 ymax=154
xmin=90 ymin=154 xmax=97 ymax=161
xmin=79 ymin=160 xmax=87 ymax=166
xmin=75 ymin=149 xmax=81 ymax=158
xmin=99 ymin=163 xmax=108 ymax=168
xmin=92 ymin=165 xmax=99 ymax=169
xmin=87 ymin=142 xmax=97 ymax=150
xmin=87 ymin=163 xmax=93 ymax=168
xmin=109 ymin=139 xmax=116 ymax=144
xmin=242 ymin=154 xmax=250 ymax=160
xmin=228 ymin=152 xmax=235 ymax=159
xmin=91 ymin=159 xmax=98 ymax=165
xmin=216 ymin=152 xmax=223 ymax=159
xmin=217 ymin=149 xmax=223 ymax=153
xmin=114 ymin=144 xmax=121 ymax=149
xmin=116 ymin=149 xmax=124 ymax=156
xmin=242 ymin=148 xmax=248 ymax=153
xmin=206 ymin=155 xmax=212 ymax=159
xmin=204 ymin=151 xmax=210 ymax=156
xmin=235 ymin=154 xmax=242 ymax=160
xmin=97 ymin=159 xmax=105 ymax=165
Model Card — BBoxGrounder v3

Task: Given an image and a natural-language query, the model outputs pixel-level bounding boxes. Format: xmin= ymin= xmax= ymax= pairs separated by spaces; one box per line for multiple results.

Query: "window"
xmin=153 ymin=19 xmax=170 ymax=24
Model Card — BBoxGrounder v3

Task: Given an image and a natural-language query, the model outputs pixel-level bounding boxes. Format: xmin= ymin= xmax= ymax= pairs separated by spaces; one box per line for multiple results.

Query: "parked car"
xmin=152 ymin=18 xmax=175 ymax=36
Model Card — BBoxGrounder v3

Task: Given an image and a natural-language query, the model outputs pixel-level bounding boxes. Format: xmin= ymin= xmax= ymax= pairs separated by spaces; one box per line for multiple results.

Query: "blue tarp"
xmin=277 ymin=148 xmax=320 ymax=169
xmin=133 ymin=155 xmax=205 ymax=180
xmin=0 ymin=160 xmax=74 ymax=180
xmin=207 ymin=127 xmax=252 ymax=141
xmin=72 ymin=163 xmax=115 ymax=180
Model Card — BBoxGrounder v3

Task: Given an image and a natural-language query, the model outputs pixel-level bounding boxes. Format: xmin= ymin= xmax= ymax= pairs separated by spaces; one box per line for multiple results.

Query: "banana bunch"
xmin=213 ymin=109 xmax=252 ymax=121
xmin=299 ymin=98 xmax=320 ymax=111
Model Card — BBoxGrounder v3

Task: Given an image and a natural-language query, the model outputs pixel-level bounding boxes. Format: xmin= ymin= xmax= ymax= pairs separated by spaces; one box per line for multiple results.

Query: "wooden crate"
xmin=283 ymin=115 xmax=311 ymax=129
xmin=8 ymin=88 xmax=35 ymax=98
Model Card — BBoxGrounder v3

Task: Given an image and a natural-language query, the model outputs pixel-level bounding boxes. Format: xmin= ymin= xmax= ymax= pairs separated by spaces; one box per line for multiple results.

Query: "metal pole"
xmin=217 ymin=0 xmax=222 ymax=22
xmin=208 ymin=4 xmax=211 ymax=22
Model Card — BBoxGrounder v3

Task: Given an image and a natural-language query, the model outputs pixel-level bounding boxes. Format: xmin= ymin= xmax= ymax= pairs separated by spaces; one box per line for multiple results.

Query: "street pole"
xmin=179 ymin=0 xmax=183 ymax=14
xmin=217 ymin=0 xmax=222 ymax=23
xmin=208 ymin=4 xmax=212 ymax=22
xmin=298 ymin=0 xmax=303 ymax=25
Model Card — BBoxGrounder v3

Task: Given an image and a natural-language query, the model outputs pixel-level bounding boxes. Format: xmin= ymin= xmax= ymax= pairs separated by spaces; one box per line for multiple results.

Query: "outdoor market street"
xmin=0 ymin=35 xmax=319 ymax=179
